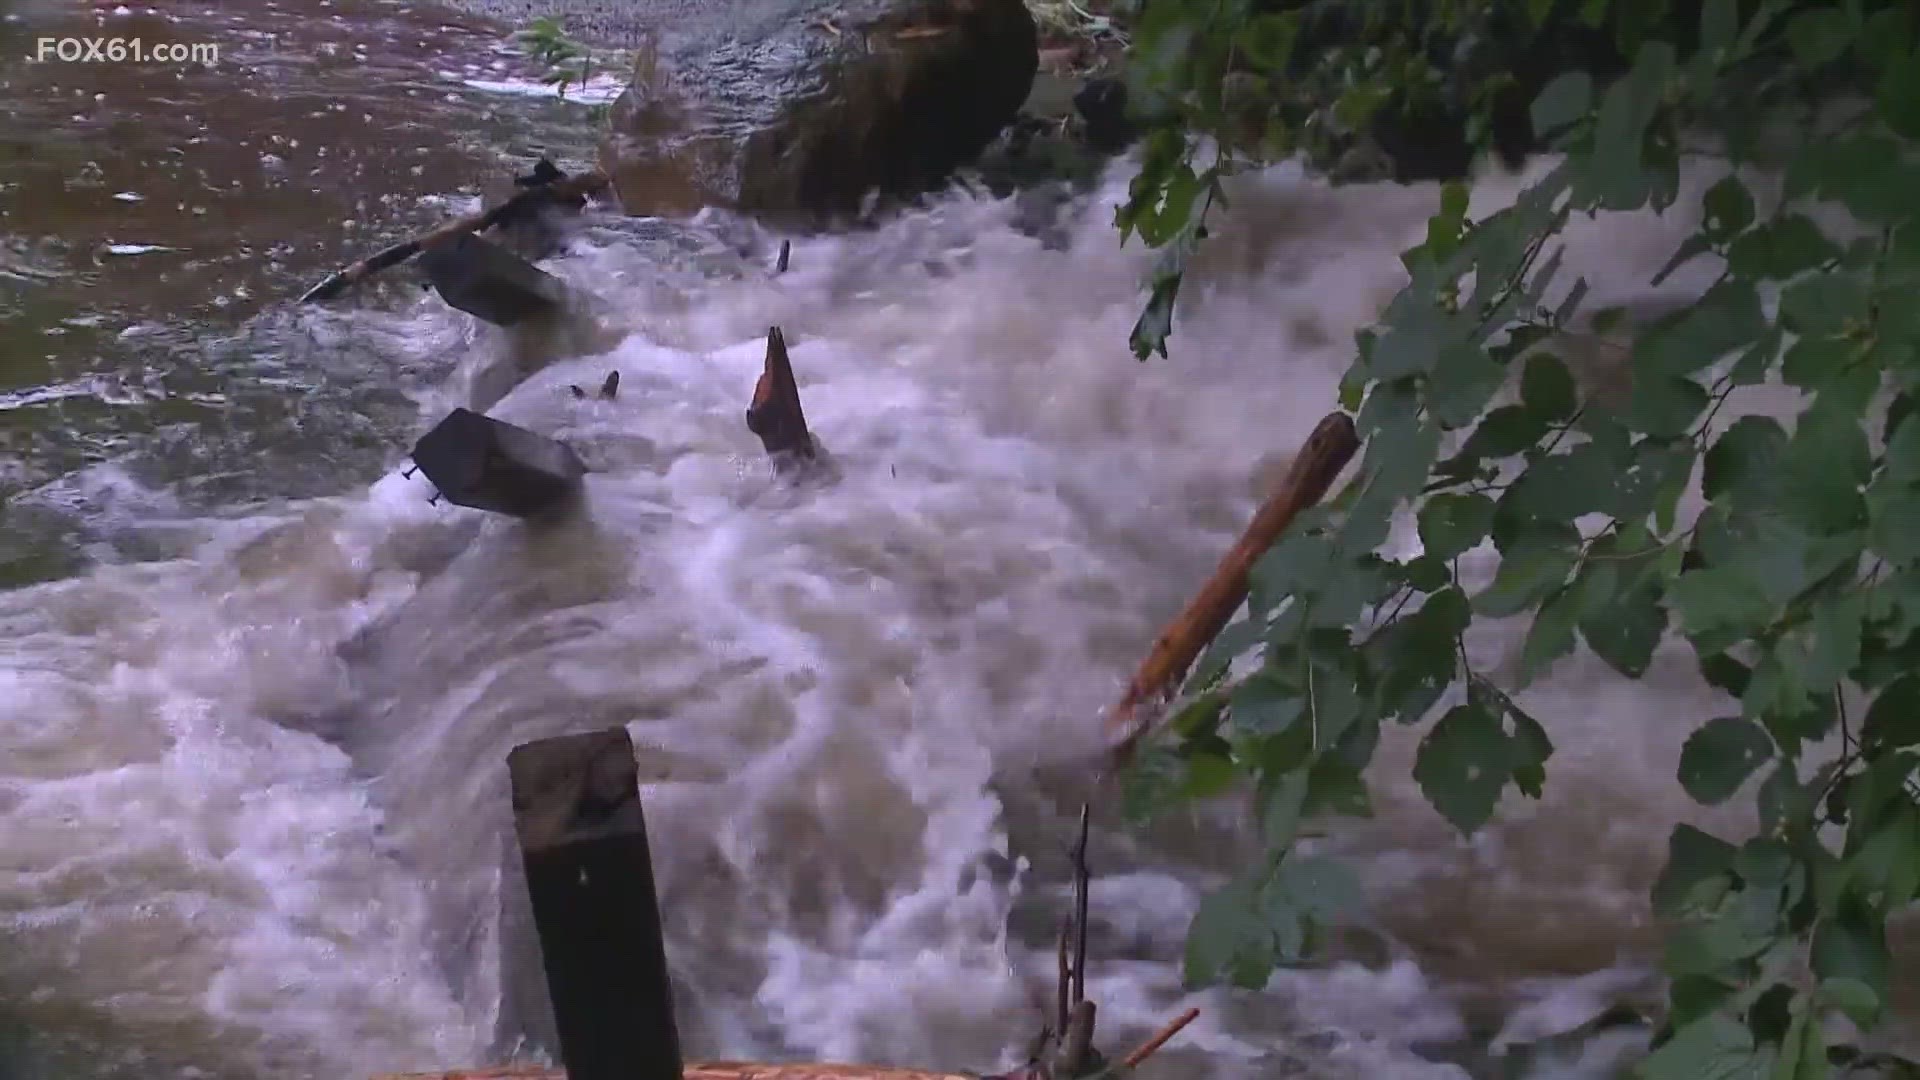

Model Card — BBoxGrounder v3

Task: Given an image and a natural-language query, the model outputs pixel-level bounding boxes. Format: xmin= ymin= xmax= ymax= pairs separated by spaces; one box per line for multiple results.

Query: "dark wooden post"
xmin=508 ymin=728 xmax=683 ymax=1080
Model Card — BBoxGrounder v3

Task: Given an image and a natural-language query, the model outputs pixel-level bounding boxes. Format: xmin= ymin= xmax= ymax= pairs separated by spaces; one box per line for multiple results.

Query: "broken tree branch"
xmin=745 ymin=325 xmax=818 ymax=469
xmin=1104 ymin=412 xmax=1361 ymax=767
xmin=298 ymin=170 xmax=610 ymax=303
xmin=1120 ymin=1008 xmax=1201 ymax=1069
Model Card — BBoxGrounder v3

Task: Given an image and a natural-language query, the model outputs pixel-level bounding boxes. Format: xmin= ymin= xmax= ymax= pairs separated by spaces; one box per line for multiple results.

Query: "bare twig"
xmin=1069 ymin=803 xmax=1090 ymax=1010
xmin=1055 ymin=918 xmax=1072 ymax=1038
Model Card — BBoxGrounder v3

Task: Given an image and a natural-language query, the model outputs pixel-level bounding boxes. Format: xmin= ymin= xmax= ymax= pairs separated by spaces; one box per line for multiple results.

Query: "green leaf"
xmin=1581 ymin=583 xmax=1668 ymax=678
xmin=1588 ymin=42 xmax=1676 ymax=210
xmin=1678 ymin=717 xmax=1775 ymax=805
xmin=1876 ymin=48 xmax=1920 ymax=140
xmin=1305 ymin=658 xmax=1362 ymax=751
xmin=1231 ymin=671 xmax=1306 ymax=737
xmin=1519 ymin=585 xmax=1581 ymax=685
xmin=1811 ymin=908 xmax=1890 ymax=1011
xmin=1701 ymin=175 xmax=1755 ymax=243
xmin=1265 ymin=854 xmax=1363 ymax=927
xmin=1181 ymin=751 xmax=1238 ymax=800
xmin=1640 ymin=284 xmax=1769 ymax=376
xmin=1727 ymin=215 xmax=1840 ymax=280
xmin=1817 ymin=977 xmax=1879 ymax=1028
xmin=1671 ymin=567 xmax=1777 ymax=648
xmin=1521 ymin=353 xmax=1579 ymax=421
xmin=1700 ymin=653 xmax=1753 ymax=697
xmin=1704 ymin=416 xmax=1789 ymax=506
xmin=1782 ymin=396 xmax=1871 ymax=533
xmin=1635 ymin=1014 xmax=1765 ymax=1080
xmin=1460 ymin=406 xmax=1550 ymax=461
xmin=1700 ymin=0 xmax=1739 ymax=55
xmin=1413 ymin=701 xmax=1512 ymax=835
xmin=1653 ymin=824 xmax=1739 ymax=918
xmin=1260 ymin=768 xmax=1310 ymax=847
xmin=1770 ymin=1002 xmax=1827 ymax=1080
xmin=1418 ymin=493 xmax=1496 ymax=561
xmin=1184 ymin=878 xmax=1271 ymax=988
xmin=1785 ymin=7 xmax=1853 ymax=68
xmin=1367 ymin=588 xmax=1468 ymax=725
xmin=1627 ymin=375 xmax=1711 ymax=436
xmin=1863 ymin=674 xmax=1920 ymax=751
xmin=1475 ymin=529 xmax=1581 ymax=617
xmin=1531 ymin=70 xmax=1594 ymax=139
xmin=1779 ymin=272 xmax=1871 ymax=338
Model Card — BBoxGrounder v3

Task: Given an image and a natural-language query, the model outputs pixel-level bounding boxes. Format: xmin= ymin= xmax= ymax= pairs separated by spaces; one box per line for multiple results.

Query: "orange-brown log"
xmin=1106 ymin=412 xmax=1361 ymax=765
xmin=299 ymin=170 xmax=610 ymax=302
xmin=1120 ymin=1007 xmax=1201 ymax=1069
xmin=745 ymin=326 xmax=817 ymax=464
xmin=373 ymin=1065 xmax=973 ymax=1080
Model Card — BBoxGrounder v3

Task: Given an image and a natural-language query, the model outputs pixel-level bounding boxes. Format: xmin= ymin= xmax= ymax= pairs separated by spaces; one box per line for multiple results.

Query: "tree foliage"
xmin=1113 ymin=0 xmax=1920 ymax=1073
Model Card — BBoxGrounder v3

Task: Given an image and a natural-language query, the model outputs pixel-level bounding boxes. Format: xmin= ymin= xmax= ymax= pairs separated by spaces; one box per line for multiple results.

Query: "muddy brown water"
xmin=0 ymin=0 xmax=612 ymax=584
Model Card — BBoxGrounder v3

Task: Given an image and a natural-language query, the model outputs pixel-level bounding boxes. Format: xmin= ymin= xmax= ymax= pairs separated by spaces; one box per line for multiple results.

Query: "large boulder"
xmin=592 ymin=0 xmax=1038 ymax=217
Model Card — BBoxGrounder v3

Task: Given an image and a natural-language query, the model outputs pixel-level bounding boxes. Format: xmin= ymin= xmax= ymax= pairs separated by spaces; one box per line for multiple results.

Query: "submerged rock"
xmin=594 ymin=0 xmax=1038 ymax=218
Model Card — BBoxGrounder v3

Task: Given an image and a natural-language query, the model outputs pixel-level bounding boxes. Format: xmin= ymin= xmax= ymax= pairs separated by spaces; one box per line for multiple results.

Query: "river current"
xmin=3 ymin=2 xmax=1903 ymax=1078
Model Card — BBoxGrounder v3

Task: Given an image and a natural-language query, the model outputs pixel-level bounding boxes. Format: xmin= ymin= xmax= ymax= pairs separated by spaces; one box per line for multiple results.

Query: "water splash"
xmin=2 ymin=149 xmax=1877 ymax=1080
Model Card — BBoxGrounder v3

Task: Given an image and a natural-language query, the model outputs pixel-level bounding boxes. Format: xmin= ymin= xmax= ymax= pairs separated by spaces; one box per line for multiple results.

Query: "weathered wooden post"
xmin=508 ymin=728 xmax=683 ymax=1080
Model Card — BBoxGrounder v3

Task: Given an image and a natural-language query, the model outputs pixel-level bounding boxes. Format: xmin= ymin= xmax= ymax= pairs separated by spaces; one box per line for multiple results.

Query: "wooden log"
xmin=373 ymin=1066 xmax=973 ymax=1080
xmin=745 ymin=326 xmax=818 ymax=468
xmin=298 ymin=170 xmax=609 ymax=303
xmin=508 ymin=728 xmax=681 ymax=1080
xmin=410 ymin=409 xmax=588 ymax=519
xmin=1105 ymin=412 xmax=1361 ymax=766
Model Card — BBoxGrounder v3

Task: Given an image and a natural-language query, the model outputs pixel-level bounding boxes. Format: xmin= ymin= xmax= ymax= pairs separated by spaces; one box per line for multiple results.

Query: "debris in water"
xmin=111 ymin=192 xmax=143 ymax=202
xmin=297 ymin=167 xmax=608 ymax=303
xmin=417 ymin=233 xmax=570 ymax=327
xmin=568 ymin=371 xmax=619 ymax=401
xmin=102 ymin=243 xmax=177 ymax=256
xmin=408 ymin=407 xmax=587 ymax=519
xmin=745 ymin=326 xmax=819 ymax=472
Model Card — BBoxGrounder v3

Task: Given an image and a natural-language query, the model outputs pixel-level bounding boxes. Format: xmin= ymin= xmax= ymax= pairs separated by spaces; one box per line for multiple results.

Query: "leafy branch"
xmin=1115 ymin=0 xmax=1920 ymax=1075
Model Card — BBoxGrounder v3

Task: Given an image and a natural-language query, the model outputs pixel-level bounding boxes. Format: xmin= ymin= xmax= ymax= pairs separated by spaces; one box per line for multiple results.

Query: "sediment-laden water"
xmin=4 ymin=3 xmax=1912 ymax=1079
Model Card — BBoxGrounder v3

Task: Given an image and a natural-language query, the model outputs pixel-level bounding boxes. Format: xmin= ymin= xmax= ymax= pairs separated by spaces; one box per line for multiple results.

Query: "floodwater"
xmin=1 ymin=2 xmax=1910 ymax=1079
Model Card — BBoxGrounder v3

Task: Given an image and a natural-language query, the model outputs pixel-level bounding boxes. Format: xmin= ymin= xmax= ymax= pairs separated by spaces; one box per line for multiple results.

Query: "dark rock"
xmin=409 ymin=407 xmax=588 ymax=518
xmin=593 ymin=0 xmax=1038 ymax=218
xmin=418 ymin=233 xmax=574 ymax=327
xmin=1073 ymin=77 xmax=1134 ymax=153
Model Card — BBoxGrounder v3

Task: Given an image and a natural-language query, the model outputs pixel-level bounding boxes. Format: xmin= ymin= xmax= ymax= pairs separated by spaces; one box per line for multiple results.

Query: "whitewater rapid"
xmin=2 ymin=157 xmax=1873 ymax=1080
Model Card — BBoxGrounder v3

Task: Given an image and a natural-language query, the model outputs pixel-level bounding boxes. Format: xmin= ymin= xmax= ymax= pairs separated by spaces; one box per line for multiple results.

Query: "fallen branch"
xmin=1119 ymin=1008 xmax=1201 ymax=1069
xmin=1105 ymin=412 xmax=1361 ymax=766
xmin=298 ymin=170 xmax=610 ymax=303
xmin=745 ymin=326 xmax=818 ymax=469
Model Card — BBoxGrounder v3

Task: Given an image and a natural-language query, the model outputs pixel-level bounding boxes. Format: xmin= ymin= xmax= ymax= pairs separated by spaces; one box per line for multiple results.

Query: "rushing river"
xmin=4 ymin=2 xmax=1912 ymax=1079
